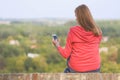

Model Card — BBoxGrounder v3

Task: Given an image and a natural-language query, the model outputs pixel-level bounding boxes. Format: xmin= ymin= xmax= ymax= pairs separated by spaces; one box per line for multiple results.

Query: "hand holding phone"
xmin=52 ymin=34 xmax=60 ymax=47
xmin=52 ymin=34 xmax=58 ymax=40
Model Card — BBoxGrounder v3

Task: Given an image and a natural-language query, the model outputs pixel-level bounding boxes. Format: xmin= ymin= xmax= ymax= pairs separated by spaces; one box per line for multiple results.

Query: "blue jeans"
xmin=64 ymin=67 xmax=100 ymax=73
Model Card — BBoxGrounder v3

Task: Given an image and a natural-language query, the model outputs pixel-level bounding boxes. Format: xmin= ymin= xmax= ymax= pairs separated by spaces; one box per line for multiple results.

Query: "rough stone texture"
xmin=0 ymin=73 xmax=120 ymax=80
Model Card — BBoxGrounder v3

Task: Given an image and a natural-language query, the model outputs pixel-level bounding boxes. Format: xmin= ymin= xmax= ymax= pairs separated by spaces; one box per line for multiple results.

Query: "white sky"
xmin=0 ymin=0 xmax=119 ymax=19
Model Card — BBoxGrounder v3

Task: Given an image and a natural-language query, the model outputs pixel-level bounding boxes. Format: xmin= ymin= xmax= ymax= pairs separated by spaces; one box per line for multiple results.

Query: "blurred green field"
xmin=0 ymin=20 xmax=120 ymax=73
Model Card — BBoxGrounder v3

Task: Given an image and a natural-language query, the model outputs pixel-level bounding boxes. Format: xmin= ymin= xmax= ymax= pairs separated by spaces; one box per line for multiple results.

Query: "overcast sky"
xmin=0 ymin=0 xmax=119 ymax=19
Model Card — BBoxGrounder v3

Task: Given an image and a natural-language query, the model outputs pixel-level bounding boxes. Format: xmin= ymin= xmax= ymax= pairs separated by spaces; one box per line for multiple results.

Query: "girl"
xmin=52 ymin=4 xmax=102 ymax=73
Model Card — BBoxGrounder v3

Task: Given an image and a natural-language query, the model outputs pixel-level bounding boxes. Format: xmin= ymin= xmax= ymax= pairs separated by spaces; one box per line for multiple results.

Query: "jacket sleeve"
xmin=57 ymin=29 xmax=72 ymax=59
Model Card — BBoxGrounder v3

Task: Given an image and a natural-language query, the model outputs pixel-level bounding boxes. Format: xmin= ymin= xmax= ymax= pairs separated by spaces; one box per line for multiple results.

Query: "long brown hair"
xmin=75 ymin=4 xmax=102 ymax=36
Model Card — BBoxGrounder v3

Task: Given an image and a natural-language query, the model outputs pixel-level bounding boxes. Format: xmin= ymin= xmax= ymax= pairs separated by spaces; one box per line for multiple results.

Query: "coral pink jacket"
xmin=57 ymin=26 xmax=102 ymax=72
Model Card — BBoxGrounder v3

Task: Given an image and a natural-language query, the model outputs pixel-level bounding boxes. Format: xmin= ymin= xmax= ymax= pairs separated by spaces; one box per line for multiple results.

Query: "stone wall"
xmin=0 ymin=73 xmax=120 ymax=80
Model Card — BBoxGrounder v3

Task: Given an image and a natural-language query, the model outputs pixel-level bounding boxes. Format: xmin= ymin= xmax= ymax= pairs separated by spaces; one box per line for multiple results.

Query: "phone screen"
xmin=52 ymin=34 xmax=58 ymax=40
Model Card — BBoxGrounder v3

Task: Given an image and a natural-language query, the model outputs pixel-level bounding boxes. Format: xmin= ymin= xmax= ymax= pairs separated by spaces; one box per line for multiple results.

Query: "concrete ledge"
xmin=0 ymin=73 xmax=120 ymax=80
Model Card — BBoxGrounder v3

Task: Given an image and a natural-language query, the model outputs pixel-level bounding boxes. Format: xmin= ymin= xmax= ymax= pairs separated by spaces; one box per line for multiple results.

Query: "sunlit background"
xmin=0 ymin=0 xmax=120 ymax=73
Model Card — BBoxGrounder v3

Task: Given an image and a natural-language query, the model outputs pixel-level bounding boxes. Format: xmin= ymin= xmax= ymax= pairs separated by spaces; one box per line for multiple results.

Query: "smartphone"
xmin=52 ymin=34 xmax=58 ymax=40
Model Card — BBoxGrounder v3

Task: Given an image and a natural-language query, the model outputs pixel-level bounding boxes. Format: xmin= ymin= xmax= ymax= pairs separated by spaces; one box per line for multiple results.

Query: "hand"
xmin=52 ymin=39 xmax=60 ymax=47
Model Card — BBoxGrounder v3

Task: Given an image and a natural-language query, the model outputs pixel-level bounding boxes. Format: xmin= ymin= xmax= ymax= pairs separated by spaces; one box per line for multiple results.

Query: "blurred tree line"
xmin=0 ymin=20 xmax=120 ymax=73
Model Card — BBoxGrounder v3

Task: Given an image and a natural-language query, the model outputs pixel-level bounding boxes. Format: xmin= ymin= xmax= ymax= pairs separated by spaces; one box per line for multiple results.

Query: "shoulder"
xmin=70 ymin=25 xmax=79 ymax=30
xmin=69 ymin=25 xmax=83 ymax=32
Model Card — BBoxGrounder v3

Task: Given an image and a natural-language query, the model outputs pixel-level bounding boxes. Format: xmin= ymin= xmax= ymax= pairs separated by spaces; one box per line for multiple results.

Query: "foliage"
xmin=0 ymin=20 xmax=120 ymax=73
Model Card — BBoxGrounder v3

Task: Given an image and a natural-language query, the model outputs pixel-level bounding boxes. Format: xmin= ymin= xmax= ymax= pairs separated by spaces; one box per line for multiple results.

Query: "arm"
xmin=53 ymin=29 xmax=72 ymax=59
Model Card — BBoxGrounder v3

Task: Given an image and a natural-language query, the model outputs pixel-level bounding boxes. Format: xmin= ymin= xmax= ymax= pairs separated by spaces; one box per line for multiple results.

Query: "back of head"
xmin=75 ymin=4 xmax=102 ymax=36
